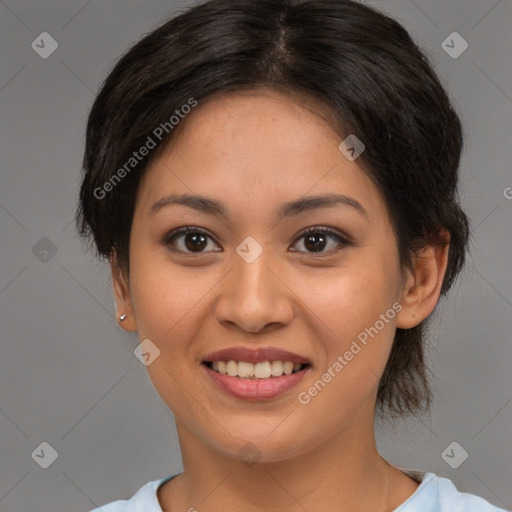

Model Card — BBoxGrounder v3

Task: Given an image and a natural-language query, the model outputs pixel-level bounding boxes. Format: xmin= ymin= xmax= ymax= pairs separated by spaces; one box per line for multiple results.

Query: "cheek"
xmin=299 ymin=258 xmax=398 ymax=338
xmin=295 ymin=255 xmax=399 ymax=393
xmin=128 ymin=260 xmax=207 ymax=406
xmin=128 ymin=253 xmax=208 ymax=348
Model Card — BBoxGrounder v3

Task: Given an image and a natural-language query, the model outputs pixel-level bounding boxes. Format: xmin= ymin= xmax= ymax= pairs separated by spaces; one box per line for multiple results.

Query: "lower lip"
xmin=202 ymin=363 xmax=310 ymax=400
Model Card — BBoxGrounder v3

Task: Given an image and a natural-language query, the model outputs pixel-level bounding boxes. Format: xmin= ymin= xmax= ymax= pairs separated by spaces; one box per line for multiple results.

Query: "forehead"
xmin=165 ymin=88 xmax=344 ymax=157
xmin=135 ymin=89 xmax=386 ymax=223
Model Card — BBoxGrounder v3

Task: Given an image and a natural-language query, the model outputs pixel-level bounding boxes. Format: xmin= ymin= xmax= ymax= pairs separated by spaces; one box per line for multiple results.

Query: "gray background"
xmin=0 ymin=0 xmax=511 ymax=511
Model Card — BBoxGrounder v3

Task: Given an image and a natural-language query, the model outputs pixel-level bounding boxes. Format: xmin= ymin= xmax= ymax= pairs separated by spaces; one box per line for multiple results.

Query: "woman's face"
xmin=116 ymin=89 xmax=411 ymax=463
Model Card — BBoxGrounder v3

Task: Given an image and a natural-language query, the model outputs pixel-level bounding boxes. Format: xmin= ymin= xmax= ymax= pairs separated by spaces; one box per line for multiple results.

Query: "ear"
xmin=396 ymin=232 xmax=450 ymax=329
xmin=110 ymin=252 xmax=137 ymax=332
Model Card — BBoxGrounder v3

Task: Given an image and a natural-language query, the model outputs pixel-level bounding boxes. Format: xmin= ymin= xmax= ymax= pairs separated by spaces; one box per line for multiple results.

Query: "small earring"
xmin=119 ymin=314 xmax=127 ymax=321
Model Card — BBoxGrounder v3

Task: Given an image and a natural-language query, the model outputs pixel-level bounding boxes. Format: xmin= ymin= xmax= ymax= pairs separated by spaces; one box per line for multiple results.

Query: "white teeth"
xmin=283 ymin=361 xmax=293 ymax=375
xmin=254 ymin=361 xmax=271 ymax=379
xmin=238 ymin=361 xmax=254 ymax=378
xmin=270 ymin=360 xmax=283 ymax=376
xmin=226 ymin=360 xmax=238 ymax=376
xmin=208 ymin=360 xmax=306 ymax=379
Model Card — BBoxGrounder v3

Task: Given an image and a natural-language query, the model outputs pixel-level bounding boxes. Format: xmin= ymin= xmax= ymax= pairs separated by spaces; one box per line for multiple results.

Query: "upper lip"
xmin=202 ymin=347 xmax=311 ymax=365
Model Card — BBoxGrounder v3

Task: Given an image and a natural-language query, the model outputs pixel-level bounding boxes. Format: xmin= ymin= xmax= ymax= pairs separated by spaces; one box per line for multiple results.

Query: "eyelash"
xmin=162 ymin=225 xmax=351 ymax=255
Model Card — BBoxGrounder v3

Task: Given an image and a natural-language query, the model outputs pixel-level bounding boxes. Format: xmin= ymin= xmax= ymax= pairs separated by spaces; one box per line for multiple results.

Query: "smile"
xmin=202 ymin=361 xmax=311 ymax=400
xmin=204 ymin=360 xmax=309 ymax=379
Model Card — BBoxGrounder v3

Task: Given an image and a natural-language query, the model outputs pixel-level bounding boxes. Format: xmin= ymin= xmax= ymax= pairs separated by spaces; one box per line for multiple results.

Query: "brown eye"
xmin=163 ymin=225 xmax=350 ymax=255
xmin=164 ymin=227 xmax=221 ymax=253
xmin=291 ymin=227 xmax=349 ymax=254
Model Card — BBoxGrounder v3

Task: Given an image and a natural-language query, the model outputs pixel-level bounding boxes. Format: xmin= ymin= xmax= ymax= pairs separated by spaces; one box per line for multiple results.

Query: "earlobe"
xmin=110 ymin=253 xmax=137 ymax=332
xmin=396 ymin=235 xmax=450 ymax=329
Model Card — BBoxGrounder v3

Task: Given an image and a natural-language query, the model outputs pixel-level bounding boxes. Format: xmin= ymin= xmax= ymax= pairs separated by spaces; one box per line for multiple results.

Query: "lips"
xmin=200 ymin=346 xmax=313 ymax=400
xmin=202 ymin=346 xmax=312 ymax=365
xmin=202 ymin=362 xmax=311 ymax=400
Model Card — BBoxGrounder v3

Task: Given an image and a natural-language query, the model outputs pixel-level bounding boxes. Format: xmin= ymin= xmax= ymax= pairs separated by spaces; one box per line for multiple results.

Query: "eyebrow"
xmin=150 ymin=192 xmax=368 ymax=219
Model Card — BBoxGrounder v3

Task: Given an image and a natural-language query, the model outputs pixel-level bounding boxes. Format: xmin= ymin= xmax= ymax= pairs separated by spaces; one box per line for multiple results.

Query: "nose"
xmin=214 ymin=245 xmax=294 ymax=335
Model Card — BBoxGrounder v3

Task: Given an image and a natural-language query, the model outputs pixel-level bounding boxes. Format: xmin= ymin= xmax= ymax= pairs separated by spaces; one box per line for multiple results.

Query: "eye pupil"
xmin=185 ymin=233 xmax=208 ymax=251
xmin=167 ymin=227 xmax=345 ymax=255
xmin=305 ymin=233 xmax=327 ymax=252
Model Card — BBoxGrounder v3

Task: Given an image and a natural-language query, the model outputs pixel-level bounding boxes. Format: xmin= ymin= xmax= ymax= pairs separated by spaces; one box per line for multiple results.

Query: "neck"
xmin=158 ymin=399 xmax=415 ymax=512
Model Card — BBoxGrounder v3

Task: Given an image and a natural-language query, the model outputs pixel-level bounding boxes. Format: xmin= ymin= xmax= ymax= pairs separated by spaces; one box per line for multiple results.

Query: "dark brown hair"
xmin=76 ymin=0 xmax=470 ymax=421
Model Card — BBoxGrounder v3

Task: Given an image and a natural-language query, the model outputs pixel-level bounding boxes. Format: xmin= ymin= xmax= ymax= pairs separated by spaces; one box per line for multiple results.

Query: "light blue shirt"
xmin=89 ymin=469 xmax=510 ymax=512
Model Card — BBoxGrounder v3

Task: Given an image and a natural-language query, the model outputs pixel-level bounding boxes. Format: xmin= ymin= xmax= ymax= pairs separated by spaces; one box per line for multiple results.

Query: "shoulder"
xmin=397 ymin=471 xmax=510 ymax=512
xmin=434 ymin=473 xmax=509 ymax=512
xmin=88 ymin=477 xmax=169 ymax=512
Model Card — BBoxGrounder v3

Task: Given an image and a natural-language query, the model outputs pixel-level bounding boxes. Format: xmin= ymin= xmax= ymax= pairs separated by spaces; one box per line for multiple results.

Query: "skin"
xmin=111 ymin=88 xmax=449 ymax=512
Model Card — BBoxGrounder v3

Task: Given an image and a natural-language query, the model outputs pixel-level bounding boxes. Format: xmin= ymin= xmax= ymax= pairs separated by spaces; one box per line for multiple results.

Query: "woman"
xmin=77 ymin=0 xmax=508 ymax=510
